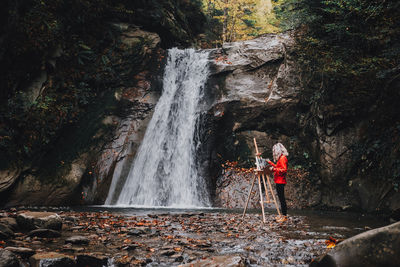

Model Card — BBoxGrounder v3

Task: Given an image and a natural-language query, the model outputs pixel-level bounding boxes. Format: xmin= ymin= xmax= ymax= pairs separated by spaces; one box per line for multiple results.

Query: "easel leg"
xmin=257 ymin=174 xmax=266 ymax=223
xmin=242 ymin=174 xmax=257 ymax=219
xmin=266 ymin=175 xmax=282 ymax=216
xmin=261 ymin=173 xmax=270 ymax=203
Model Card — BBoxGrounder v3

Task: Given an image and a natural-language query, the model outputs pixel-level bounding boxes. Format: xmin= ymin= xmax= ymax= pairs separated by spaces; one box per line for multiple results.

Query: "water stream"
xmin=106 ymin=48 xmax=210 ymax=208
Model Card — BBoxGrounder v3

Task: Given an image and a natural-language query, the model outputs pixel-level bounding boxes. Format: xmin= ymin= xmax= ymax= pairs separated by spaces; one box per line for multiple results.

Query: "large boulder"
xmin=311 ymin=221 xmax=400 ymax=267
xmin=29 ymin=252 xmax=75 ymax=267
xmin=5 ymin=153 xmax=89 ymax=206
xmin=4 ymin=247 xmax=35 ymax=258
xmin=16 ymin=212 xmax=62 ymax=231
xmin=0 ymin=249 xmax=21 ymax=267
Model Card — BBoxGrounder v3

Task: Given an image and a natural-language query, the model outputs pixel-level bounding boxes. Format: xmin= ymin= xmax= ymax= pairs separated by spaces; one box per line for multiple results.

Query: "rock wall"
xmin=204 ymin=32 xmax=400 ymax=213
xmin=0 ymin=24 xmax=164 ymax=206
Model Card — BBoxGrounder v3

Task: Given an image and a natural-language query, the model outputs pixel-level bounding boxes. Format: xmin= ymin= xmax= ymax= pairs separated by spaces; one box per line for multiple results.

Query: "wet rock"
xmin=0 ymin=218 xmax=18 ymax=231
xmin=128 ymin=227 xmax=150 ymax=236
xmin=160 ymin=250 xmax=175 ymax=257
xmin=0 ymin=168 xmax=21 ymax=194
xmin=180 ymin=255 xmax=246 ymax=267
xmin=76 ymin=254 xmax=108 ymax=267
xmin=0 ymin=223 xmax=14 ymax=239
xmin=172 ymin=254 xmax=184 ymax=262
xmin=4 ymin=246 xmax=35 ymax=258
xmin=0 ymin=249 xmax=21 ymax=267
xmin=122 ymin=244 xmax=139 ymax=251
xmin=29 ymin=252 xmax=75 ymax=267
xmin=311 ymin=221 xmax=400 ymax=267
xmin=17 ymin=212 xmax=62 ymax=231
xmin=28 ymin=228 xmax=61 ymax=238
xmin=65 ymin=235 xmax=89 ymax=245
xmin=63 ymin=216 xmax=78 ymax=224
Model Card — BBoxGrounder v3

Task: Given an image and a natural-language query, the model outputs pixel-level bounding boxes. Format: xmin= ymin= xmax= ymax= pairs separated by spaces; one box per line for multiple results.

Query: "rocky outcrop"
xmin=311 ymin=221 xmax=400 ymax=267
xmin=1 ymin=24 xmax=163 ymax=207
xmin=5 ymin=154 xmax=89 ymax=206
xmin=205 ymin=32 xmax=399 ymax=212
xmin=205 ymin=32 xmax=321 ymax=208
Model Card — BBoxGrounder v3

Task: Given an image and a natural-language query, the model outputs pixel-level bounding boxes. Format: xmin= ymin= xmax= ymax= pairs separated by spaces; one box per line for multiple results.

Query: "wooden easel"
xmin=242 ymin=138 xmax=281 ymax=223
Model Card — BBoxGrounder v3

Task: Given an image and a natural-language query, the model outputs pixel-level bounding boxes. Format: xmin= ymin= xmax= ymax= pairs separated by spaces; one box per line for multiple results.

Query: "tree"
xmin=201 ymin=0 xmax=281 ymax=45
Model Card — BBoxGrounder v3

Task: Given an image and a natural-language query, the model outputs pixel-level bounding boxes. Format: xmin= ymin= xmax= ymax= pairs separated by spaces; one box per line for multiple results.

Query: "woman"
xmin=267 ymin=143 xmax=288 ymax=222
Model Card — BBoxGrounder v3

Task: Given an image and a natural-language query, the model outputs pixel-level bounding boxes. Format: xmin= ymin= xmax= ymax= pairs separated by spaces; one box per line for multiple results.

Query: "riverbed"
xmin=0 ymin=207 xmax=388 ymax=266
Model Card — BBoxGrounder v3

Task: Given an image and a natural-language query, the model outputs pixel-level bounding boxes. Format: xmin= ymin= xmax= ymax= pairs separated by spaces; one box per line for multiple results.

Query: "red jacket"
xmin=268 ymin=155 xmax=288 ymax=184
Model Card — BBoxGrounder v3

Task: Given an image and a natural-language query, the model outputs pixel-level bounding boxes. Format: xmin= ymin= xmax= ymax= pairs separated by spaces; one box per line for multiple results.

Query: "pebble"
xmin=65 ymin=235 xmax=89 ymax=245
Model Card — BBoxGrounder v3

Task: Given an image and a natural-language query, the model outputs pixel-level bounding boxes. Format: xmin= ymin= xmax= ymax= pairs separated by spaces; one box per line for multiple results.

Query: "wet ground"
xmin=1 ymin=207 xmax=388 ymax=266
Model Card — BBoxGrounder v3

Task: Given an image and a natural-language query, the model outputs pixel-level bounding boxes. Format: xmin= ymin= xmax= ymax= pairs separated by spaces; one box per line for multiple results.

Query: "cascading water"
xmin=108 ymin=48 xmax=210 ymax=208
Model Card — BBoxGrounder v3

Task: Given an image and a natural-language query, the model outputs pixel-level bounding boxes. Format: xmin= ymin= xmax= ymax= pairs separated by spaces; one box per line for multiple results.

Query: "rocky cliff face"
xmin=203 ymin=32 xmax=400 ymax=213
xmin=0 ymin=0 xmax=206 ymax=207
xmin=1 ymin=24 xmax=164 ymax=206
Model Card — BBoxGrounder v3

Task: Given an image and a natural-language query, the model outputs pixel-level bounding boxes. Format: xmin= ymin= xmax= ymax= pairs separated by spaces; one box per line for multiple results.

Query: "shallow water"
xmin=12 ymin=206 xmax=388 ymax=266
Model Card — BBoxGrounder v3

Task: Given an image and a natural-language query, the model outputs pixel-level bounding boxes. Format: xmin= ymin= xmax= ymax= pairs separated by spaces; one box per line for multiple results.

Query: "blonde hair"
xmin=272 ymin=143 xmax=288 ymax=162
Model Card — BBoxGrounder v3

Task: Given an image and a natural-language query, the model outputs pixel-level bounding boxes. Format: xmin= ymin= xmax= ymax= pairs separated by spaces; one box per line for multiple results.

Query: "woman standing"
xmin=267 ymin=143 xmax=288 ymax=222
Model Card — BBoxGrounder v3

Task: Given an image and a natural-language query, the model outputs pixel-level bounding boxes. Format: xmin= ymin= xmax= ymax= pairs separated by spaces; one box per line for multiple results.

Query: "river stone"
xmin=65 ymin=235 xmax=89 ymax=245
xmin=0 ymin=218 xmax=18 ymax=231
xmin=0 ymin=249 xmax=21 ymax=267
xmin=180 ymin=255 xmax=246 ymax=267
xmin=128 ymin=227 xmax=150 ymax=236
xmin=29 ymin=252 xmax=75 ymax=267
xmin=76 ymin=254 xmax=108 ymax=266
xmin=0 ymin=223 xmax=14 ymax=239
xmin=17 ymin=212 xmax=62 ymax=231
xmin=28 ymin=228 xmax=61 ymax=238
xmin=310 ymin=221 xmax=400 ymax=267
xmin=5 ymin=246 xmax=35 ymax=258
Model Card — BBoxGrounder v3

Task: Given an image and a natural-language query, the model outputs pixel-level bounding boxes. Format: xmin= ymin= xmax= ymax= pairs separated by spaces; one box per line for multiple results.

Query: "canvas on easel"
xmin=242 ymin=138 xmax=281 ymax=223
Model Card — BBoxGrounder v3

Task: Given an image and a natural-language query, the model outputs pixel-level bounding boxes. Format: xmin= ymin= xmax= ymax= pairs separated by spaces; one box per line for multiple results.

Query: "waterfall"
xmin=108 ymin=48 xmax=210 ymax=208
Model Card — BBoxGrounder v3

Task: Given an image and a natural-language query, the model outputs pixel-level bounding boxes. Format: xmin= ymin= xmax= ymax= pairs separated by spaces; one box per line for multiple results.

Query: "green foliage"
xmin=277 ymin=0 xmax=400 ymax=189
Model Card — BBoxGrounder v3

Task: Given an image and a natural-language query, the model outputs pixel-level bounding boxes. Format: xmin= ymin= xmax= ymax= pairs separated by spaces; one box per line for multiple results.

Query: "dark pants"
xmin=276 ymin=184 xmax=287 ymax=216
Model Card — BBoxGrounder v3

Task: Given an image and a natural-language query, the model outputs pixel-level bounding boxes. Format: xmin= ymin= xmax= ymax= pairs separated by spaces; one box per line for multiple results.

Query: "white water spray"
xmin=109 ymin=48 xmax=210 ymax=207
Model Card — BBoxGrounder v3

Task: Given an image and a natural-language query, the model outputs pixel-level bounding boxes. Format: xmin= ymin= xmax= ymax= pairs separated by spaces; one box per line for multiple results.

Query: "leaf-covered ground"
xmin=0 ymin=208 xmax=386 ymax=266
